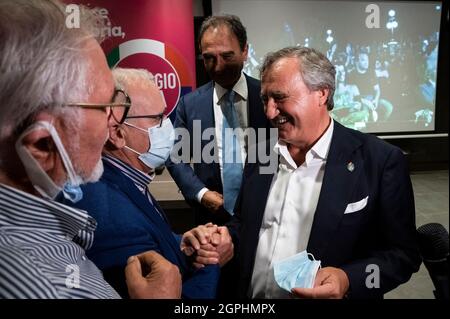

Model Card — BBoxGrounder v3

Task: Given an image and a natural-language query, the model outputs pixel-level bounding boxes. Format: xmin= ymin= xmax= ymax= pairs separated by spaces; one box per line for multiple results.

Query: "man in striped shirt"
xmin=0 ymin=0 xmax=181 ymax=299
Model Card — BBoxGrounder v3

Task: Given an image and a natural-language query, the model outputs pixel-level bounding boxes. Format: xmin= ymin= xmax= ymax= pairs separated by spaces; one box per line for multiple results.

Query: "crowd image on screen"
xmin=243 ymin=11 xmax=440 ymax=133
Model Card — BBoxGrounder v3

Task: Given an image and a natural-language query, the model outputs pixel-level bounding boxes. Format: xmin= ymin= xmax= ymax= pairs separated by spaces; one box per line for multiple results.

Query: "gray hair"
xmin=260 ymin=47 xmax=336 ymax=110
xmin=112 ymin=68 xmax=157 ymax=116
xmin=199 ymin=15 xmax=247 ymax=51
xmin=112 ymin=68 xmax=155 ymax=89
xmin=0 ymin=0 xmax=109 ymax=140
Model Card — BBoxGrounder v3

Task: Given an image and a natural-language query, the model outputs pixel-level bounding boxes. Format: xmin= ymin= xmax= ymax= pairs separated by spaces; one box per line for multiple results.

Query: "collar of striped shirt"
xmin=0 ymin=183 xmax=96 ymax=250
xmin=102 ymin=154 xmax=153 ymax=194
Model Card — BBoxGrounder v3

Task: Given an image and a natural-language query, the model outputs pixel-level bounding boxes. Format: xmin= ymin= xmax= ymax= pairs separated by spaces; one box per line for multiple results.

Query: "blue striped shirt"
xmin=0 ymin=183 xmax=120 ymax=299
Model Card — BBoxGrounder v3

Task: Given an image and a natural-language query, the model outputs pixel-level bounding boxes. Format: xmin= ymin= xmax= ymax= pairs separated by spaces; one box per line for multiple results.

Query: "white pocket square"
xmin=344 ymin=196 xmax=369 ymax=214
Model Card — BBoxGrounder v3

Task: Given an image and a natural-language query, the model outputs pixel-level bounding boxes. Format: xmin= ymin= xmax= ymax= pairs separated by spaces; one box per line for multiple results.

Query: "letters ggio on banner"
xmin=107 ymin=39 xmax=181 ymax=117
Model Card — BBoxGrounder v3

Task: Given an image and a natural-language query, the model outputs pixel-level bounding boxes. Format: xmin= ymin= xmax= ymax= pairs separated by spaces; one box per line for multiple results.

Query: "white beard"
xmin=82 ymin=158 xmax=104 ymax=184
xmin=63 ymin=157 xmax=103 ymax=187
xmin=83 ymin=132 xmax=109 ymax=183
xmin=69 ymin=132 xmax=108 ymax=185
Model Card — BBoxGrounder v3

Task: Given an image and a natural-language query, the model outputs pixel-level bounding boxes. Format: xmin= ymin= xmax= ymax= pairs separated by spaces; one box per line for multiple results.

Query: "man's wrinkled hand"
xmin=180 ymin=223 xmax=219 ymax=258
xmin=125 ymin=250 xmax=182 ymax=299
xmin=196 ymin=226 xmax=233 ymax=267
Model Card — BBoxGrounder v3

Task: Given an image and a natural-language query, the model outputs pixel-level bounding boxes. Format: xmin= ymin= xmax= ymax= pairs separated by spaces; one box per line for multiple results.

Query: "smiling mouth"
xmin=272 ymin=114 xmax=291 ymax=127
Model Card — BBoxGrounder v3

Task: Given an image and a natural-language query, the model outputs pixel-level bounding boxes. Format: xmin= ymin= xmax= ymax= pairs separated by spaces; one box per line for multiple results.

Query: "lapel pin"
xmin=347 ymin=161 xmax=355 ymax=172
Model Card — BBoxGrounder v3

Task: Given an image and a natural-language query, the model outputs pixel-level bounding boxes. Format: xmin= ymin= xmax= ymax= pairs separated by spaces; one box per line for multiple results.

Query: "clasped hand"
xmin=180 ymin=222 xmax=233 ymax=268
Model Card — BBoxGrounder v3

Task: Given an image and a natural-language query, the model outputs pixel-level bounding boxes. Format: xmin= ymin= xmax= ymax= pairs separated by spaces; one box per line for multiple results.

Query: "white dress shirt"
xmin=196 ymin=73 xmax=249 ymax=202
xmin=250 ymin=119 xmax=334 ymax=298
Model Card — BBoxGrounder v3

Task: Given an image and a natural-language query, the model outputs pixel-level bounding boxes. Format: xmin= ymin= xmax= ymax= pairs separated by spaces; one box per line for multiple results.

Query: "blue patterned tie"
xmin=222 ymin=90 xmax=243 ymax=215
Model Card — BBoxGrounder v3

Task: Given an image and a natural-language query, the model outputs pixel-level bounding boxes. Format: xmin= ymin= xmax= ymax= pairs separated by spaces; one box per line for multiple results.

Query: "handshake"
xmin=123 ymin=223 xmax=233 ymax=299
xmin=180 ymin=222 xmax=234 ymax=269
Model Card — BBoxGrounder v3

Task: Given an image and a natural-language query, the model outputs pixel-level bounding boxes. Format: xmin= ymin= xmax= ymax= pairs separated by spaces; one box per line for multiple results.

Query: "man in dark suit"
xmin=183 ymin=47 xmax=421 ymax=299
xmin=59 ymin=68 xmax=220 ymax=299
xmin=166 ymin=15 xmax=271 ymax=226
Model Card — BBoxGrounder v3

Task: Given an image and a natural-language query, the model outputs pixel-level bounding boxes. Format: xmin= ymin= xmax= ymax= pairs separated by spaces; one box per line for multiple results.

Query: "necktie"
xmin=221 ymin=90 xmax=243 ymax=215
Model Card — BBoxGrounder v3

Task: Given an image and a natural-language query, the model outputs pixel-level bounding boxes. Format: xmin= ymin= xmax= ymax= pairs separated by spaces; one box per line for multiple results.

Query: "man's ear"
xmin=317 ymin=88 xmax=330 ymax=107
xmin=242 ymin=43 xmax=249 ymax=61
xmin=20 ymin=128 xmax=56 ymax=172
xmin=107 ymin=124 xmax=126 ymax=150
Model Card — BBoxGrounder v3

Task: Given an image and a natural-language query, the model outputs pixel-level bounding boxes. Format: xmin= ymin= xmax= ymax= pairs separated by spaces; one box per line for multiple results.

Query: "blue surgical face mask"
xmin=124 ymin=118 xmax=175 ymax=170
xmin=15 ymin=121 xmax=84 ymax=203
xmin=273 ymin=250 xmax=321 ymax=292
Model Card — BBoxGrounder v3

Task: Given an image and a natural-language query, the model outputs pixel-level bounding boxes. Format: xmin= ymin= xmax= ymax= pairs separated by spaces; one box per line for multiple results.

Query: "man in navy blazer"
xmin=59 ymin=68 xmax=220 ymax=299
xmin=185 ymin=47 xmax=421 ymax=299
xmin=166 ymin=15 xmax=271 ymax=226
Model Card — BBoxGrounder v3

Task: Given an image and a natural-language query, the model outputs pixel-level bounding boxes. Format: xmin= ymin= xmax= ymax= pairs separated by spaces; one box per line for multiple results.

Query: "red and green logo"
xmin=107 ymin=39 xmax=193 ymax=117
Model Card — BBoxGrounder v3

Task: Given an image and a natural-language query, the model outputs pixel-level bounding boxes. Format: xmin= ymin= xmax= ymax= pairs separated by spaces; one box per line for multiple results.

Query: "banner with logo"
xmin=68 ymin=0 xmax=196 ymax=120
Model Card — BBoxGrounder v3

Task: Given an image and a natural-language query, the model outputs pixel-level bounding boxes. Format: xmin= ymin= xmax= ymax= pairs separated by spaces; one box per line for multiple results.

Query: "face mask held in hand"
xmin=15 ymin=121 xmax=85 ymax=203
xmin=273 ymin=250 xmax=321 ymax=292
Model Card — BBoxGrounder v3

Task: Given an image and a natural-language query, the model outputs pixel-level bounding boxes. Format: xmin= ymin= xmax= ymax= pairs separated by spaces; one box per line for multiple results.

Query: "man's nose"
xmin=214 ymin=57 xmax=225 ymax=73
xmin=265 ymin=99 xmax=279 ymax=120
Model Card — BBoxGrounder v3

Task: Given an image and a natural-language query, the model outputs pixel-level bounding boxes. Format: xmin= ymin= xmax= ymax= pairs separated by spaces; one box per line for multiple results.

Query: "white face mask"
xmin=124 ymin=118 xmax=175 ymax=170
xmin=15 ymin=121 xmax=86 ymax=203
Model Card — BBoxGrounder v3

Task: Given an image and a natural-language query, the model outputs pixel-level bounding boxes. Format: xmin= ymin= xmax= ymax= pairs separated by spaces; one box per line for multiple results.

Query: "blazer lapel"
xmin=246 ymin=75 xmax=261 ymax=128
xmin=307 ymin=122 xmax=363 ymax=259
xmin=198 ymin=82 xmax=215 ymax=132
xmin=250 ymin=171 xmax=274 ymax=237
xmin=149 ymin=192 xmax=170 ymax=224
xmin=199 ymin=83 xmax=222 ymax=185
xmin=241 ymin=147 xmax=278 ymax=266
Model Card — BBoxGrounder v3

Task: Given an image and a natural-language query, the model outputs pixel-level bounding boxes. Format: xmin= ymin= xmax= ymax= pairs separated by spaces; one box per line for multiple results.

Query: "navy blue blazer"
xmin=166 ymin=75 xmax=271 ymax=225
xmin=59 ymin=160 xmax=220 ymax=299
xmin=227 ymin=121 xmax=421 ymax=299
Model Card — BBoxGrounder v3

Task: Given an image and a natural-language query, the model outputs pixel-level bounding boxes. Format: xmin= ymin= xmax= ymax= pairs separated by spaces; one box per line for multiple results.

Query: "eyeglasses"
xmin=67 ymin=88 xmax=131 ymax=124
xmin=125 ymin=111 xmax=165 ymax=128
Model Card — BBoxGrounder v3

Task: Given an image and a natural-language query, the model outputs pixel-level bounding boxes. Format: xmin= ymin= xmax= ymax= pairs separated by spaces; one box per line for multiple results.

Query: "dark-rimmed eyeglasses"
xmin=66 ymin=88 xmax=131 ymax=124
xmin=125 ymin=111 xmax=165 ymax=128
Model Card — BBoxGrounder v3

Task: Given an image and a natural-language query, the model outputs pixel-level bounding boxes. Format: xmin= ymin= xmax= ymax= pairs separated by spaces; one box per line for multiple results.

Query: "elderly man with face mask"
xmin=59 ymin=68 xmax=221 ymax=299
xmin=0 ymin=0 xmax=181 ymax=299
